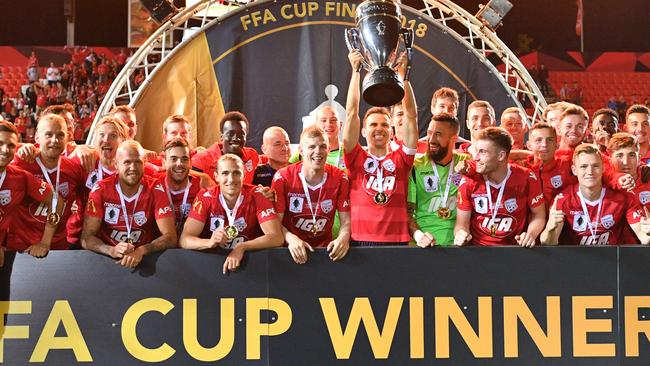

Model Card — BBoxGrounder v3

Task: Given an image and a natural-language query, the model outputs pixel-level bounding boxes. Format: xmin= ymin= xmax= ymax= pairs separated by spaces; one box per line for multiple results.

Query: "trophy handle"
xmin=345 ymin=28 xmax=371 ymax=72
xmin=400 ymin=28 xmax=414 ymax=80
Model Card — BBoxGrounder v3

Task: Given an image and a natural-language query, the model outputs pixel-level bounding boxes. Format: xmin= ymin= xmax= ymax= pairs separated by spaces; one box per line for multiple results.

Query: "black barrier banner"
xmin=1 ymin=247 xmax=650 ymax=365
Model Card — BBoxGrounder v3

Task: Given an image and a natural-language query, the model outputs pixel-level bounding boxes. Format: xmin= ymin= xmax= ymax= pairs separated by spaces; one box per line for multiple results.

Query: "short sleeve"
xmin=188 ymin=189 xmax=211 ymax=224
xmin=24 ymin=170 xmax=52 ymax=202
xmin=151 ymin=184 xmax=174 ymax=220
xmin=407 ymin=170 xmax=416 ymax=204
xmin=343 ymin=143 xmax=364 ymax=174
xmin=253 ymin=189 xmax=278 ymax=224
xmin=526 ymin=169 xmax=545 ymax=208
xmin=625 ymin=192 xmax=643 ymax=225
xmin=336 ymin=171 xmax=351 ymax=212
xmin=270 ymin=170 xmax=287 ymax=215
xmin=456 ymin=177 xmax=473 ymax=211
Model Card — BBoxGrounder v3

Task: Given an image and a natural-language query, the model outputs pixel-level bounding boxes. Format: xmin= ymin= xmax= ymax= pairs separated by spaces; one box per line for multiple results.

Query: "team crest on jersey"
xmin=180 ymin=203 xmax=191 ymax=218
xmin=289 ymin=196 xmax=304 ymax=213
xmin=363 ymin=158 xmax=378 ymax=174
xmin=234 ymin=217 xmax=247 ymax=231
xmin=134 ymin=211 xmax=147 ymax=226
xmin=505 ymin=198 xmax=518 ymax=213
xmin=601 ymin=214 xmax=615 ymax=229
xmin=105 ymin=206 xmax=120 ymax=225
xmin=321 ymin=199 xmax=333 ymax=214
xmin=640 ymin=191 xmax=650 ymax=205
xmin=474 ymin=196 xmax=488 ymax=214
xmin=58 ymin=182 xmax=69 ymax=197
xmin=245 ymin=160 xmax=254 ymax=172
xmin=382 ymin=159 xmax=395 ymax=172
xmin=423 ymin=175 xmax=438 ymax=192
xmin=573 ymin=213 xmax=588 ymax=232
xmin=210 ymin=216 xmax=224 ymax=232
xmin=0 ymin=190 xmax=11 ymax=206
xmin=86 ymin=171 xmax=99 ymax=189
xmin=550 ymin=175 xmax=563 ymax=189
xmin=450 ymin=173 xmax=462 ymax=186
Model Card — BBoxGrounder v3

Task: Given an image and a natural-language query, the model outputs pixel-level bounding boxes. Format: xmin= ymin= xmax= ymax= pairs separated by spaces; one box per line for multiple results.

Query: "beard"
xmin=429 ymin=143 xmax=449 ymax=162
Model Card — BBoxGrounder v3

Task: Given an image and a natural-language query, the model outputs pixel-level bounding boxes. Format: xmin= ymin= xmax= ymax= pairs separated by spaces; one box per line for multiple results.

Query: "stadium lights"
xmin=475 ymin=0 xmax=513 ymax=30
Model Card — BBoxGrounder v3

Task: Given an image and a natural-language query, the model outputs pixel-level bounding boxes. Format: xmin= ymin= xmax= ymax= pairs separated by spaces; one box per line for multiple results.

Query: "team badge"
xmin=289 ymin=196 xmax=304 ymax=213
xmin=363 ymin=158 xmax=378 ymax=174
xmin=505 ymin=198 xmax=518 ymax=213
xmin=180 ymin=203 xmax=191 ymax=218
xmin=423 ymin=175 xmax=438 ymax=192
xmin=58 ymin=182 xmax=70 ymax=197
xmin=601 ymin=214 xmax=615 ymax=229
xmin=245 ymin=160 xmax=253 ymax=172
xmin=321 ymin=199 xmax=333 ymax=214
xmin=450 ymin=173 xmax=462 ymax=186
xmin=234 ymin=217 xmax=247 ymax=231
xmin=382 ymin=159 xmax=395 ymax=172
xmin=474 ymin=196 xmax=488 ymax=214
xmin=640 ymin=191 xmax=650 ymax=205
xmin=105 ymin=206 xmax=120 ymax=225
xmin=85 ymin=171 xmax=99 ymax=189
xmin=550 ymin=175 xmax=563 ymax=189
xmin=210 ymin=216 xmax=224 ymax=232
xmin=573 ymin=213 xmax=588 ymax=232
xmin=0 ymin=190 xmax=11 ymax=206
xmin=134 ymin=211 xmax=147 ymax=226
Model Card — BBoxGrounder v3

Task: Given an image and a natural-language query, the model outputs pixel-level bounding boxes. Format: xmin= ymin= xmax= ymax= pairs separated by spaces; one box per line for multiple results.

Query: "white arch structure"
xmin=90 ymin=0 xmax=547 ymax=143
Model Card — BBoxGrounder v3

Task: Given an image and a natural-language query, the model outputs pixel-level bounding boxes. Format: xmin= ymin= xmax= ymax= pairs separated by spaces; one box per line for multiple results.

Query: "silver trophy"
xmin=345 ymin=0 xmax=414 ymax=107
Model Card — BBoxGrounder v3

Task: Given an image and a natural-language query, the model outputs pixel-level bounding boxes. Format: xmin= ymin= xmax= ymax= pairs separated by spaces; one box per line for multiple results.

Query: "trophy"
xmin=345 ymin=0 xmax=414 ymax=107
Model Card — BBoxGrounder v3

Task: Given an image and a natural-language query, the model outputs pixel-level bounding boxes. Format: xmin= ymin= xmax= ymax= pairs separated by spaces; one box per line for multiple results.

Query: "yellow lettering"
xmin=30 ymin=301 xmax=91 ymax=362
xmin=572 ymin=296 xmax=615 ymax=357
xmin=325 ymin=1 xmax=336 ymax=16
xmin=0 ymin=301 xmax=31 ymax=363
xmin=320 ymin=297 xmax=403 ymax=359
xmin=625 ymin=296 xmax=650 ymax=357
xmin=246 ymin=298 xmax=292 ymax=360
xmin=262 ymin=9 xmax=277 ymax=25
xmin=240 ymin=14 xmax=251 ymax=31
xmin=342 ymin=3 xmax=356 ymax=18
xmin=122 ymin=298 xmax=175 ymax=362
xmin=280 ymin=4 xmax=293 ymax=20
xmin=503 ymin=296 xmax=561 ymax=358
xmin=183 ymin=298 xmax=235 ymax=362
xmin=307 ymin=2 xmax=319 ymax=16
xmin=435 ymin=297 xmax=493 ymax=358
xmin=409 ymin=297 xmax=424 ymax=359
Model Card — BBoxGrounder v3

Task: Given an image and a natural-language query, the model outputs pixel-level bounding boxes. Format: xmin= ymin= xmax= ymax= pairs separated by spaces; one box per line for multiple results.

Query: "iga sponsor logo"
xmin=480 ymin=215 xmax=515 ymax=238
xmin=110 ymin=229 xmax=142 ymax=243
xmin=580 ymin=232 xmax=610 ymax=246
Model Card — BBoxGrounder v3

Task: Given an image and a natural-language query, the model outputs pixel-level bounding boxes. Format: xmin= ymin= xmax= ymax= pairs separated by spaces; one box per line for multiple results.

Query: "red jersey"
xmin=8 ymin=156 xmax=85 ymax=251
xmin=0 ymin=165 xmax=52 ymax=246
xmin=556 ymin=184 xmax=642 ymax=245
xmin=192 ymin=143 xmax=259 ymax=184
xmin=344 ymin=143 xmax=415 ymax=243
xmin=457 ymin=164 xmax=544 ymax=246
xmin=520 ymin=155 xmax=577 ymax=209
xmin=154 ymin=174 xmax=201 ymax=232
xmin=272 ymin=163 xmax=350 ymax=247
xmin=187 ymin=184 xmax=277 ymax=248
xmin=456 ymin=142 xmax=472 ymax=154
xmin=85 ymin=175 xmax=174 ymax=246
xmin=66 ymin=159 xmax=117 ymax=244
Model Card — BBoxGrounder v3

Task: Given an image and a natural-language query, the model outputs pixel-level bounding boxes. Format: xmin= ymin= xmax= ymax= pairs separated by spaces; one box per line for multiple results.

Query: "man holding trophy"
xmin=342 ymin=0 xmax=418 ymax=246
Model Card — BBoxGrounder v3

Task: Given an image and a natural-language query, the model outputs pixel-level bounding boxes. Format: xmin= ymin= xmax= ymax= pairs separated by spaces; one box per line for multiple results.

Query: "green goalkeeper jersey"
xmin=408 ymin=152 xmax=470 ymax=246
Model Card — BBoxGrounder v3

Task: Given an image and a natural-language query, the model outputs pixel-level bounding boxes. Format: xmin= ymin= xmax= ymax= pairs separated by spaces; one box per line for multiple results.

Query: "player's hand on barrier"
xmin=641 ymin=206 xmax=650 ymax=235
xmin=288 ymin=239 xmax=314 ymax=265
xmin=546 ymin=194 xmax=564 ymax=231
xmin=619 ymin=174 xmax=636 ymax=192
xmin=414 ymin=230 xmax=435 ymax=248
xmin=16 ymin=143 xmax=38 ymax=163
xmin=348 ymin=50 xmax=364 ymax=71
xmin=210 ymin=228 xmax=228 ymax=248
xmin=72 ymin=144 xmax=98 ymax=172
xmin=118 ymin=247 xmax=144 ymax=268
xmin=454 ymin=229 xmax=471 ymax=246
xmin=327 ymin=237 xmax=349 ymax=261
xmin=223 ymin=245 xmax=245 ymax=274
xmin=515 ymin=232 xmax=536 ymax=248
xmin=25 ymin=242 xmax=50 ymax=258
xmin=110 ymin=242 xmax=135 ymax=259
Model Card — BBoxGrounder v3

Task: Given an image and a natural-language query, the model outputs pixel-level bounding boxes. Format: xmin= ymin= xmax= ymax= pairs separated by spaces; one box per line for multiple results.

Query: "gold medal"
xmin=46 ymin=212 xmax=61 ymax=226
xmin=374 ymin=192 xmax=388 ymax=205
xmin=126 ymin=238 xmax=133 ymax=245
xmin=437 ymin=207 xmax=451 ymax=219
xmin=225 ymin=225 xmax=239 ymax=240
xmin=311 ymin=219 xmax=319 ymax=236
xmin=490 ymin=224 xmax=497 ymax=236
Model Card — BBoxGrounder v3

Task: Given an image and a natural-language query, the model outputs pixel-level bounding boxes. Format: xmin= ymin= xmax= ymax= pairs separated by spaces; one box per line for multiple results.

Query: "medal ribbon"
xmin=430 ymin=157 xmax=455 ymax=209
xmin=165 ymin=179 xmax=191 ymax=226
xmin=36 ymin=157 xmax=61 ymax=217
xmin=218 ymin=192 xmax=244 ymax=231
xmin=485 ymin=166 xmax=512 ymax=230
xmin=116 ymin=183 xmax=143 ymax=242
xmin=577 ymin=188 xmax=605 ymax=241
xmin=298 ymin=171 xmax=325 ymax=228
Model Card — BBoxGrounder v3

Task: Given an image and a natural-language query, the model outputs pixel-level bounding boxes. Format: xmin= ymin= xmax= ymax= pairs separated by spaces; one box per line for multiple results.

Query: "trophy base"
xmin=362 ymin=67 xmax=404 ymax=107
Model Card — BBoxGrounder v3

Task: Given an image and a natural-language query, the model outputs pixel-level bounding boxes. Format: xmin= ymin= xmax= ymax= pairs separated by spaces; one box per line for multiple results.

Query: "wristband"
xmin=413 ymin=230 xmax=424 ymax=242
